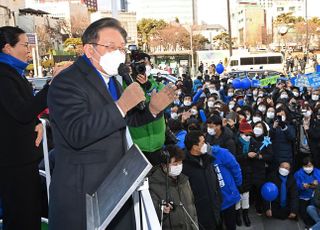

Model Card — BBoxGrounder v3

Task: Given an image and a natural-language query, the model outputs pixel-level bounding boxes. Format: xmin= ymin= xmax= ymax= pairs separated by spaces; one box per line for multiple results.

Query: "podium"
xmin=86 ymin=144 xmax=161 ymax=230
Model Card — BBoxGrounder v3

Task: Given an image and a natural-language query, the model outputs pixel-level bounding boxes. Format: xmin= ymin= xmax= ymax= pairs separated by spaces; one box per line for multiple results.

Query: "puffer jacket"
xmin=206 ymin=127 xmax=236 ymax=155
xmin=149 ymin=167 xmax=198 ymax=230
xmin=270 ymin=124 xmax=296 ymax=165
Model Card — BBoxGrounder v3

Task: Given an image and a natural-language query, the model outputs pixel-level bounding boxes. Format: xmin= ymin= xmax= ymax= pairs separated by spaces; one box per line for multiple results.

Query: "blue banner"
xmin=307 ymin=73 xmax=320 ymax=89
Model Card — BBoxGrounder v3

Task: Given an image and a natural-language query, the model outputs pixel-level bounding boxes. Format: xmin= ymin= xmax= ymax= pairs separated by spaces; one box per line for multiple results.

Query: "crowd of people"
xmin=142 ymin=60 xmax=320 ymax=230
xmin=1 ymin=18 xmax=320 ymax=230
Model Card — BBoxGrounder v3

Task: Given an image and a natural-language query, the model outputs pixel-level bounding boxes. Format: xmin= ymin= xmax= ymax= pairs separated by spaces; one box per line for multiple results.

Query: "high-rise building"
xmin=127 ymin=0 xmax=198 ymax=25
xmin=82 ymin=0 xmax=98 ymax=11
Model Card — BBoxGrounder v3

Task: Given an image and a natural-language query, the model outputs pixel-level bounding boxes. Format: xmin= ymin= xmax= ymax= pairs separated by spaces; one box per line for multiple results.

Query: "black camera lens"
xmin=135 ymin=64 xmax=146 ymax=74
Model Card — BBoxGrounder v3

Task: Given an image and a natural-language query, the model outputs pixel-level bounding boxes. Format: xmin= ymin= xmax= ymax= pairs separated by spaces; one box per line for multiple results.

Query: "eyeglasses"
xmin=18 ymin=42 xmax=30 ymax=48
xmin=89 ymin=43 xmax=127 ymax=54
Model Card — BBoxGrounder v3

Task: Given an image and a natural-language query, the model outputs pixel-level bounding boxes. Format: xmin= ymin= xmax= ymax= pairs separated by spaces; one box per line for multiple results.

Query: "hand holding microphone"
xmin=118 ymin=63 xmax=146 ymax=110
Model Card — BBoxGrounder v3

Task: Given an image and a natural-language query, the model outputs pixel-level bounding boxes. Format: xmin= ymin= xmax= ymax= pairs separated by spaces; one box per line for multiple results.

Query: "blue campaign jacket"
xmin=211 ymin=146 xmax=242 ymax=210
xmin=294 ymin=168 xmax=320 ymax=200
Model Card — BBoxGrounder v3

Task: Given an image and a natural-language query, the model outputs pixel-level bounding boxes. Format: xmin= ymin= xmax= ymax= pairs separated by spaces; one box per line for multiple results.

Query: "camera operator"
xmin=148 ymin=145 xmax=199 ymax=230
xmin=127 ymin=52 xmax=169 ymax=166
xmin=270 ymin=107 xmax=296 ymax=169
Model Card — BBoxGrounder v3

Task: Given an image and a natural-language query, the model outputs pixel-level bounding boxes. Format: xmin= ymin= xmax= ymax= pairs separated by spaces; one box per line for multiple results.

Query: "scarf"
xmin=279 ymin=175 xmax=288 ymax=208
xmin=82 ymin=55 xmax=118 ymax=101
xmin=0 ymin=52 xmax=28 ymax=76
xmin=238 ymin=136 xmax=250 ymax=154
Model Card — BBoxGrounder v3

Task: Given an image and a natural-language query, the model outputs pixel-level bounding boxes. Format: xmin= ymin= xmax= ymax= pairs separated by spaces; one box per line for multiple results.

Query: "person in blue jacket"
xmin=211 ymin=145 xmax=242 ymax=230
xmin=294 ymin=156 xmax=320 ymax=228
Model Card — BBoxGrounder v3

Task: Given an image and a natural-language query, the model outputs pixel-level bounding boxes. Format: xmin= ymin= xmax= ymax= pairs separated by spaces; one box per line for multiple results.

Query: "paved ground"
xmin=237 ymin=208 xmax=306 ymax=230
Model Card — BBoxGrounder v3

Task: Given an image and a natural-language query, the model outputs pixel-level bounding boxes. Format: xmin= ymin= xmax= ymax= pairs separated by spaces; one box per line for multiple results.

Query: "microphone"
xmin=118 ymin=63 xmax=146 ymax=110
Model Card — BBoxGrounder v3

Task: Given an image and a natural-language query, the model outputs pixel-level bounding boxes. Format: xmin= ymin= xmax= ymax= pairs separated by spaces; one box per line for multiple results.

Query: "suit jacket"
xmin=0 ymin=62 xmax=48 ymax=167
xmin=47 ymin=56 xmax=157 ymax=230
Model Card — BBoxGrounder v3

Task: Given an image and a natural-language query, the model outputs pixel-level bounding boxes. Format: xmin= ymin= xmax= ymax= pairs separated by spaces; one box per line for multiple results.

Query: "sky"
xmin=100 ymin=0 xmax=319 ymax=28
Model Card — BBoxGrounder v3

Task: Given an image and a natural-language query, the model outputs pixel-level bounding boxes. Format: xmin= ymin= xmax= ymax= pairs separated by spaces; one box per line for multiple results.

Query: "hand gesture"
xmin=149 ymin=85 xmax=176 ymax=115
xmin=248 ymin=152 xmax=257 ymax=158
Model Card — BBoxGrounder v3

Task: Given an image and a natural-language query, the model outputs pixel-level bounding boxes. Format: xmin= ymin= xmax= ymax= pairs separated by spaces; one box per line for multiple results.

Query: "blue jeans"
xmin=307 ymin=205 xmax=320 ymax=230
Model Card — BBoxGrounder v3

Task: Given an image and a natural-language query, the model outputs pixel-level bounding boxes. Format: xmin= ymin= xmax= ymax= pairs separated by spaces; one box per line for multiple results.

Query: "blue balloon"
xmin=241 ymin=78 xmax=251 ymax=89
xmin=216 ymin=63 xmax=224 ymax=74
xmin=261 ymin=182 xmax=278 ymax=202
xmin=232 ymin=78 xmax=241 ymax=89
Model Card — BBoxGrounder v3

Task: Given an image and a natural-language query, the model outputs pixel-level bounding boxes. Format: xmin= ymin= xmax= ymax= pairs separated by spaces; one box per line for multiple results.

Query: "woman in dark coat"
xmin=234 ymin=119 xmax=259 ymax=227
xmin=250 ymin=121 xmax=273 ymax=214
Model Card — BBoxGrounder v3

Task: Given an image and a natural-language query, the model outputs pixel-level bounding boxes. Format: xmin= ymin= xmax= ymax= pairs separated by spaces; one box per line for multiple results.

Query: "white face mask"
xmin=279 ymin=167 xmax=289 ymax=177
xmin=208 ymin=101 xmax=214 ymax=108
xmin=267 ymin=111 xmax=275 ymax=119
xmin=145 ymin=65 xmax=152 ymax=77
xmin=312 ymin=94 xmax=319 ymax=101
xmin=98 ymin=49 xmax=126 ymax=76
xmin=171 ymin=112 xmax=178 ymax=120
xmin=258 ymin=106 xmax=266 ymax=113
xmin=253 ymin=91 xmax=258 ymax=96
xmin=303 ymin=166 xmax=314 ymax=174
xmin=252 ymin=116 xmax=262 ymax=123
xmin=184 ymin=101 xmax=192 ymax=106
xmin=209 ymin=88 xmax=215 ymax=94
xmin=280 ymin=94 xmax=288 ymax=99
xmin=229 ymin=103 xmax=235 ymax=110
xmin=191 ymin=109 xmax=198 ymax=115
xmin=303 ymin=110 xmax=312 ymax=117
xmin=293 ymin=92 xmax=299 ymax=97
xmin=169 ymin=164 xmax=183 ymax=177
xmin=281 ymin=115 xmax=286 ymax=122
xmin=201 ymin=143 xmax=208 ymax=154
xmin=228 ymin=92 xmax=234 ymax=97
xmin=253 ymin=127 xmax=263 ymax=137
xmin=246 ymin=114 xmax=251 ymax=121
xmin=241 ymin=134 xmax=251 ymax=142
xmin=207 ymin=128 xmax=216 ymax=136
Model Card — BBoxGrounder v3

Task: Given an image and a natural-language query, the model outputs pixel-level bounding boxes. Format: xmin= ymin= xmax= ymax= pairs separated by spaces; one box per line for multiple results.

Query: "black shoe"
xmin=236 ymin=209 xmax=242 ymax=226
xmin=243 ymin=209 xmax=251 ymax=227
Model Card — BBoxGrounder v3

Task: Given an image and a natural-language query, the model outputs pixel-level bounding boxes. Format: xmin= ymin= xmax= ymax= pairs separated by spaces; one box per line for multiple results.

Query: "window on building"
xmin=254 ymin=57 xmax=268 ymax=64
xmin=268 ymin=56 xmax=282 ymax=64
xmin=289 ymin=6 xmax=295 ymax=11
xmin=277 ymin=7 xmax=284 ymax=12
xmin=230 ymin=60 xmax=239 ymax=66
xmin=240 ymin=57 xmax=254 ymax=65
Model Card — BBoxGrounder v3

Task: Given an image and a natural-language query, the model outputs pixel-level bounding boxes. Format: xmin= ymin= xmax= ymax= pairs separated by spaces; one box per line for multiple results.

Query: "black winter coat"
xmin=250 ymin=135 xmax=273 ymax=185
xmin=206 ymin=127 xmax=236 ymax=155
xmin=266 ymin=172 xmax=299 ymax=214
xmin=182 ymin=152 xmax=222 ymax=230
xmin=308 ymin=119 xmax=320 ymax=167
xmin=0 ymin=62 xmax=48 ymax=166
xmin=270 ymin=124 xmax=296 ymax=165
xmin=235 ymin=136 xmax=260 ymax=193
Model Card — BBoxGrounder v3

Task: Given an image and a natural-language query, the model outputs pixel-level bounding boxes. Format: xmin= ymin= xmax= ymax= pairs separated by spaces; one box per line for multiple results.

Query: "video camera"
xmin=128 ymin=45 xmax=148 ymax=80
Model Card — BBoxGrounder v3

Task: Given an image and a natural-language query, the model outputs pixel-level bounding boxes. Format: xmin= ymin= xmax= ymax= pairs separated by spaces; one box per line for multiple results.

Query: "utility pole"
xmin=227 ymin=0 xmax=233 ymax=57
xmin=305 ymin=0 xmax=309 ymax=52
xmin=111 ymin=0 xmax=118 ymax=19
xmin=190 ymin=25 xmax=195 ymax=77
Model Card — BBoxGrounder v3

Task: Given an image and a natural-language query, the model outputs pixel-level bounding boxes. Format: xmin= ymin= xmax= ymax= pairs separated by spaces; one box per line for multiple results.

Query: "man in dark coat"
xmin=206 ymin=115 xmax=236 ymax=154
xmin=47 ymin=18 xmax=175 ymax=230
xmin=183 ymin=131 xmax=222 ymax=230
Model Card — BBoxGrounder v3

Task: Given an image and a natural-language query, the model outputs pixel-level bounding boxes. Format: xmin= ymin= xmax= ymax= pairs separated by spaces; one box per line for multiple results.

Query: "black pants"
xmin=250 ymin=181 xmax=264 ymax=213
xmin=221 ymin=205 xmax=236 ymax=230
xmin=0 ymin=162 xmax=42 ymax=230
xmin=299 ymin=199 xmax=315 ymax=227
xmin=271 ymin=205 xmax=290 ymax=220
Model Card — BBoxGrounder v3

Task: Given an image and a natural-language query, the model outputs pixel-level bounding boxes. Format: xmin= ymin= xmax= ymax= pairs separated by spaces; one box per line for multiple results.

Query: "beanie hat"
xmin=239 ymin=119 xmax=253 ymax=134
